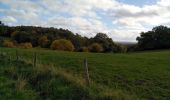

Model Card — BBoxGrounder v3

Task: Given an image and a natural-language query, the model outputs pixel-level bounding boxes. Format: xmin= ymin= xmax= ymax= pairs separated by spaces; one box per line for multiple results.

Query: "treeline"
xmin=1 ymin=20 xmax=170 ymax=52
xmin=0 ymin=21 xmax=126 ymax=53
xmin=136 ymin=25 xmax=170 ymax=50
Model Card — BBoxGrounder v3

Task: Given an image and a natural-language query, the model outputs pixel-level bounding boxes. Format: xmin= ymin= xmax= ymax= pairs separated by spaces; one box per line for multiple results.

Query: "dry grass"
xmin=33 ymin=63 xmax=138 ymax=100
xmin=16 ymin=77 xmax=27 ymax=91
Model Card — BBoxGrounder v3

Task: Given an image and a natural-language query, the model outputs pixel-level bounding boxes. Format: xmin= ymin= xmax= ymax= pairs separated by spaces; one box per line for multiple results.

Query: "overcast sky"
xmin=0 ymin=0 xmax=170 ymax=42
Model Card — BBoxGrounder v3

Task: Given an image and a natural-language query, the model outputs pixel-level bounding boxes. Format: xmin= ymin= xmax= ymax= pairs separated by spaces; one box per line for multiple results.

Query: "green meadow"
xmin=1 ymin=47 xmax=170 ymax=99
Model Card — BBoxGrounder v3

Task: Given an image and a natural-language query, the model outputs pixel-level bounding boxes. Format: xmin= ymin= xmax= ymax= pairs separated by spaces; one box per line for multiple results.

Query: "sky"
xmin=0 ymin=0 xmax=170 ymax=42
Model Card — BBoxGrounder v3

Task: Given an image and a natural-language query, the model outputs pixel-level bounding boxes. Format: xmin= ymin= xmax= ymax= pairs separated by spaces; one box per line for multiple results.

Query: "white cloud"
xmin=46 ymin=16 xmax=109 ymax=37
xmin=1 ymin=0 xmax=170 ymax=42
xmin=1 ymin=16 xmax=17 ymax=24
xmin=109 ymin=29 xmax=140 ymax=42
xmin=107 ymin=0 xmax=170 ymax=41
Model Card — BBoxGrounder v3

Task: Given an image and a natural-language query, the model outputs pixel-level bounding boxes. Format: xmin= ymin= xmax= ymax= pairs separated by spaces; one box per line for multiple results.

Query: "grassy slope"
xmin=1 ymin=47 xmax=170 ymax=99
xmin=0 ymin=55 xmax=91 ymax=100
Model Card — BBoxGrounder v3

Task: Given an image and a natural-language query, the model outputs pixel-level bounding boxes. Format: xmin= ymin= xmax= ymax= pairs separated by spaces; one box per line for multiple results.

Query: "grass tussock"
xmin=16 ymin=78 xmax=27 ymax=91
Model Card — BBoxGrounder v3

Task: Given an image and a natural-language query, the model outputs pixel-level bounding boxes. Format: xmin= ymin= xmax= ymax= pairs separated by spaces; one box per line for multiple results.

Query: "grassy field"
xmin=1 ymin=47 xmax=170 ymax=99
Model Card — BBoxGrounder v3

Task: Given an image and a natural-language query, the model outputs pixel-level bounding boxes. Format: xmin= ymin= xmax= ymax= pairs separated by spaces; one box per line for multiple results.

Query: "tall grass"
xmin=0 ymin=52 xmax=138 ymax=99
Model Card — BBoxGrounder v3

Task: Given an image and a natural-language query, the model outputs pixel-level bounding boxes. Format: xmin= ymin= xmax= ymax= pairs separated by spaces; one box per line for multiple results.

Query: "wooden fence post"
xmin=84 ymin=58 xmax=90 ymax=86
xmin=33 ymin=52 xmax=37 ymax=67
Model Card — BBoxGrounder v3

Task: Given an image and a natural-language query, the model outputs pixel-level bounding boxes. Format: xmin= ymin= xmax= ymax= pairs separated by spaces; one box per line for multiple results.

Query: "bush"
xmin=18 ymin=42 xmax=32 ymax=49
xmin=79 ymin=47 xmax=89 ymax=52
xmin=120 ymin=45 xmax=127 ymax=53
xmin=0 ymin=37 xmax=4 ymax=47
xmin=2 ymin=40 xmax=15 ymax=48
xmin=112 ymin=44 xmax=127 ymax=53
xmin=38 ymin=35 xmax=50 ymax=48
xmin=50 ymin=39 xmax=74 ymax=51
xmin=88 ymin=43 xmax=103 ymax=53
xmin=11 ymin=31 xmax=34 ymax=43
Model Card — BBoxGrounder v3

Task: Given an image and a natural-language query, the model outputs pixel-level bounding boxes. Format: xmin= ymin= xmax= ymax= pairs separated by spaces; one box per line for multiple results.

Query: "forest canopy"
xmin=0 ymin=21 xmax=125 ymax=52
xmin=136 ymin=25 xmax=170 ymax=50
xmin=1 ymin=21 xmax=170 ymax=52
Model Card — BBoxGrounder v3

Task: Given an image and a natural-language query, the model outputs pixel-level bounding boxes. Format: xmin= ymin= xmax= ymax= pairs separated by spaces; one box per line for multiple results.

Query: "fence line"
xmin=84 ymin=58 xmax=90 ymax=86
xmin=0 ymin=51 xmax=91 ymax=86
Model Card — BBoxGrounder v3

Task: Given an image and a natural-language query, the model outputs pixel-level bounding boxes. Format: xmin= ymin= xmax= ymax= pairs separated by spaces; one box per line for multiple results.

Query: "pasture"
xmin=1 ymin=47 xmax=170 ymax=99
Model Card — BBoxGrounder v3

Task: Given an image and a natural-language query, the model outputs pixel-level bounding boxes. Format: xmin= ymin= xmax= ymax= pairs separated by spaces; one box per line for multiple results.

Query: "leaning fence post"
xmin=33 ymin=52 xmax=37 ymax=67
xmin=84 ymin=58 xmax=90 ymax=86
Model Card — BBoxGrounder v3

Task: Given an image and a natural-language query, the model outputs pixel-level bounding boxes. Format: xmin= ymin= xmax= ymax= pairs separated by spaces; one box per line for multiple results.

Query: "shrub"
xmin=88 ymin=43 xmax=103 ymax=53
xmin=79 ymin=47 xmax=89 ymax=52
xmin=50 ymin=39 xmax=74 ymax=51
xmin=0 ymin=37 xmax=4 ymax=47
xmin=38 ymin=35 xmax=50 ymax=48
xmin=11 ymin=31 xmax=33 ymax=43
xmin=120 ymin=45 xmax=127 ymax=53
xmin=2 ymin=40 xmax=15 ymax=48
xmin=18 ymin=42 xmax=32 ymax=49
xmin=112 ymin=44 xmax=127 ymax=53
